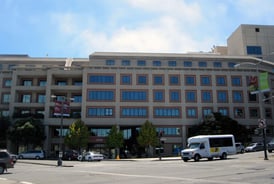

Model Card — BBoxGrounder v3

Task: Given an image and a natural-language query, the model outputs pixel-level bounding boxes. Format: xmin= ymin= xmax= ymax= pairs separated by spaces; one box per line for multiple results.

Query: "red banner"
xmin=54 ymin=101 xmax=70 ymax=117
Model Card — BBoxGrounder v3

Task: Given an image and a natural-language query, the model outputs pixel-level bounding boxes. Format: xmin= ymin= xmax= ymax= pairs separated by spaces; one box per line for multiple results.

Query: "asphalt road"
xmin=1 ymin=151 xmax=274 ymax=184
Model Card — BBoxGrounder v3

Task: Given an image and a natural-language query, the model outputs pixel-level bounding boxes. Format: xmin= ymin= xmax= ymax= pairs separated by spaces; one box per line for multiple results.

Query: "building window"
xmin=0 ymin=110 xmax=9 ymax=117
xmin=106 ymin=59 xmax=115 ymax=66
xmin=185 ymin=75 xmax=195 ymax=85
xmin=72 ymin=95 xmax=82 ymax=102
xmin=90 ymin=128 xmax=110 ymax=137
xmin=200 ymin=76 xmax=211 ymax=86
xmin=231 ymin=76 xmax=241 ymax=86
xmin=265 ymin=108 xmax=272 ymax=119
xmin=56 ymin=80 xmax=67 ymax=86
xmin=88 ymin=90 xmax=114 ymax=101
xmin=184 ymin=61 xmax=192 ymax=67
xmin=8 ymin=64 xmax=15 ymax=70
xmin=169 ymin=75 xmax=180 ymax=85
xmin=89 ymin=74 xmax=115 ymax=84
xmin=186 ymin=107 xmax=197 ymax=118
xmin=232 ymin=91 xmax=243 ymax=103
xmin=246 ymin=46 xmax=262 ymax=55
xmin=153 ymin=60 xmax=161 ymax=66
xmin=218 ymin=107 xmax=229 ymax=116
xmin=121 ymin=90 xmax=147 ymax=101
xmin=153 ymin=90 xmax=164 ymax=102
xmin=88 ymin=107 xmax=114 ymax=117
xmin=2 ymin=94 xmax=10 ymax=104
xmin=249 ymin=108 xmax=259 ymax=118
xmin=73 ymin=81 xmax=82 ymax=86
xmin=169 ymin=90 xmax=181 ymax=102
xmin=213 ymin=62 xmax=222 ymax=68
xmin=228 ymin=62 xmax=236 ymax=68
xmin=185 ymin=90 xmax=196 ymax=102
xmin=154 ymin=107 xmax=180 ymax=118
xmin=217 ymin=91 xmax=228 ymax=103
xmin=248 ymin=93 xmax=257 ymax=102
xmin=168 ymin=61 xmax=177 ymax=67
xmin=156 ymin=127 xmax=180 ymax=136
xmin=23 ymin=80 xmax=32 ymax=86
xmin=153 ymin=75 xmax=164 ymax=85
xmin=234 ymin=107 xmax=244 ymax=118
xmin=202 ymin=107 xmax=213 ymax=117
xmin=121 ymin=107 xmax=148 ymax=117
xmin=199 ymin=61 xmax=207 ymax=67
xmin=122 ymin=60 xmax=130 ymax=66
xmin=22 ymin=94 xmax=31 ymax=103
xmin=216 ymin=76 xmax=227 ymax=86
xmin=137 ymin=75 xmax=148 ymax=85
xmin=37 ymin=94 xmax=45 ymax=103
xmin=39 ymin=80 xmax=47 ymax=86
xmin=137 ymin=60 xmax=146 ymax=66
xmin=3 ymin=79 xmax=11 ymax=87
xmin=201 ymin=91 xmax=212 ymax=103
xmin=121 ymin=75 xmax=131 ymax=85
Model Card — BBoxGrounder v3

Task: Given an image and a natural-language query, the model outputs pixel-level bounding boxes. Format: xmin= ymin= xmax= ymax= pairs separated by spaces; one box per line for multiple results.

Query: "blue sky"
xmin=1 ymin=0 xmax=273 ymax=58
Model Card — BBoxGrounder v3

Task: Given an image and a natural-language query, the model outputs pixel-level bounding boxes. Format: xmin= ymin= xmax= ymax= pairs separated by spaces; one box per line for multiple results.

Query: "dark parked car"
xmin=62 ymin=150 xmax=79 ymax=160
xmin=0 ymin=150 xmax=14 ymax=174
xmin=267 ymin=141 xmax=274 ymax=153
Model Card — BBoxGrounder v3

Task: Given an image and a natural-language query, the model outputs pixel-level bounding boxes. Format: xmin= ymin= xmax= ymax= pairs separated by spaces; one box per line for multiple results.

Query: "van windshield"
xmin=188 ymin=143 xmax=200 ymax=149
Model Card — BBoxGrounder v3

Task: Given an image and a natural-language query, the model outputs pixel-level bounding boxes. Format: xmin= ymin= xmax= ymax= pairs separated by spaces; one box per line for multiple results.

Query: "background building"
xmin=1 ymin=52 xmax=274 ymax=157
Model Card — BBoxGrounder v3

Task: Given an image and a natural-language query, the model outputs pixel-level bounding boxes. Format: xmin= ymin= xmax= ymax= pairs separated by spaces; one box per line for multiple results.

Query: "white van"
xmin=181 ymin=134 xmax=236 ymax=162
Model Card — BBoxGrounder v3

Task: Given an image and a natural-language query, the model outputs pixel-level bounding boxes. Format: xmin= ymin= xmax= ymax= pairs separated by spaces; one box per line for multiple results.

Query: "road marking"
xmin=0 ymin=178 xmax=7 ymax=180
xmin=20 ymin=181 xmax=33 ymax=184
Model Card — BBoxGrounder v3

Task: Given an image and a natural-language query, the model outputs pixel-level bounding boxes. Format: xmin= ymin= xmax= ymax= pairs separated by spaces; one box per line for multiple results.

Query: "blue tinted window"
xmin=72 ymin=95 xmax=82 ymax=102
xmin=219 ymin=108 xmax=228 ymax=116
xmin=187 ymin=108 xmax=197 ymax=118
xmin=203 ymin=108 xmax=212 ymax=116
xmin=106 ymin=60 xmax=115 ymax=65
xmin=216 ymin=76 xmax=226 ymax=85
xmin=156 ymin=127 xmax=180 ymax=136
xmin=88 ymin=108 xmax=113 ymax=117
xmin=170 ymin=91 xmax=180 ymax=102
xmin=213 ymin=62 xmax=222 ymax=67
xmin=169 ymin=76 xmax=179 ymax=85
xmin=228 ymin=62 xmax=236 ymax=68
xmin=186 ymin=91 xmax=196 ymax=102
xmin=154 ymin=91 xmax=164 ymax=101
xmin=88 ymin=91 xmax=114 ymax=101
xmin=168 ymin=61 xmax=177 ymax=66
xmin=153 ymin=61 xmax=161 ymax=66
xmin=138 ymin=60 xmax=146 ymax=66
xmin=231 ymin=76 xmax=241 ymax=86
xmin=202 ymin=91 xmax=212 ymax=102
xmin=121 ymin=107 xmax=147 ymax=117
xmin=201 ymin=76 xmax=210 ymax=85
xmin=246 ymin=46 xmax=262 ymax=55
xmin=121 ymin=75 xmax=131 ymax=84
xmin=137 ymin=75 xmax=147 ymax=85
xmin=185 ymin=76 xmax=195 ymax=85
xmin=184 ymin=61 xmax=192 ymax=67
xmin=217 ymin=91 xmax=228 ymax=103
xmin=154 ymin=108 xmax=180 ymax=117
xmin=122 ymin=91 xmax=147 ymax=101
xmin=199 ymin=61 xmax=207 ymax=67
xmin=233 ymin=91 xmax=243 ymax=102
xmin=89 ymin=75 xmax=115 ymax=84
xmin=122 ymin=60 xmax=130 ymax=66
xmin=154 ymin=76 xmax=163 ymax=85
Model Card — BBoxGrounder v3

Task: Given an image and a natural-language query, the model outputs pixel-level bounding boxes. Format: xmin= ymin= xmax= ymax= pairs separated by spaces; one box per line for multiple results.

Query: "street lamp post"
xmin=51 ymin=95 xmax=73 ymax=166
xmin=234 ymin=61 xmax=268 ymax=160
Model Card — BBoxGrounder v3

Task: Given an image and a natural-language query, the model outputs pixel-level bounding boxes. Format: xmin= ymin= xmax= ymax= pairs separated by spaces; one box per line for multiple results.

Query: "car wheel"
xmin=220 ymin=152 xmax=227 ymax=160
xmin=194 ymin=154 xmax=200 ymax=162
xmin=268 ymin=150 xmax=272 ymax=153
xmin=0 ymin=165 xmax=4 ymax=174
xmin=19 ymin=155 xmax=23 ymax=159
xmin=35 ymin=156 xmax=40 ymax=160
xmin=183 ymin=159 xmax=188 ymax=162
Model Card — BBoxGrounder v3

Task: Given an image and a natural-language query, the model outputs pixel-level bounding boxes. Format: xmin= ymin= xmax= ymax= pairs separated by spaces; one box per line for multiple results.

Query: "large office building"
xmin=1 ymin=24 xmax=274 ymax=156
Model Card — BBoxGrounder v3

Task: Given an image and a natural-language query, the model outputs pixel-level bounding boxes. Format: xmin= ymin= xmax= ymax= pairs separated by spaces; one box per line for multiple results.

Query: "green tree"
xmin=0 ymin=116 xmax=11 ymax=148
xmin=7 ymin=118 xmax=45 ymax=150
xmin=64 ymin=119 xmax=89 ymax=151
xmin=189 ymin=112 xmax=251 ymax=143
xmin=106 ymin=125 xmax=124 ymax=158
xmin=137 ymin=120 xmax=158 ymax=157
